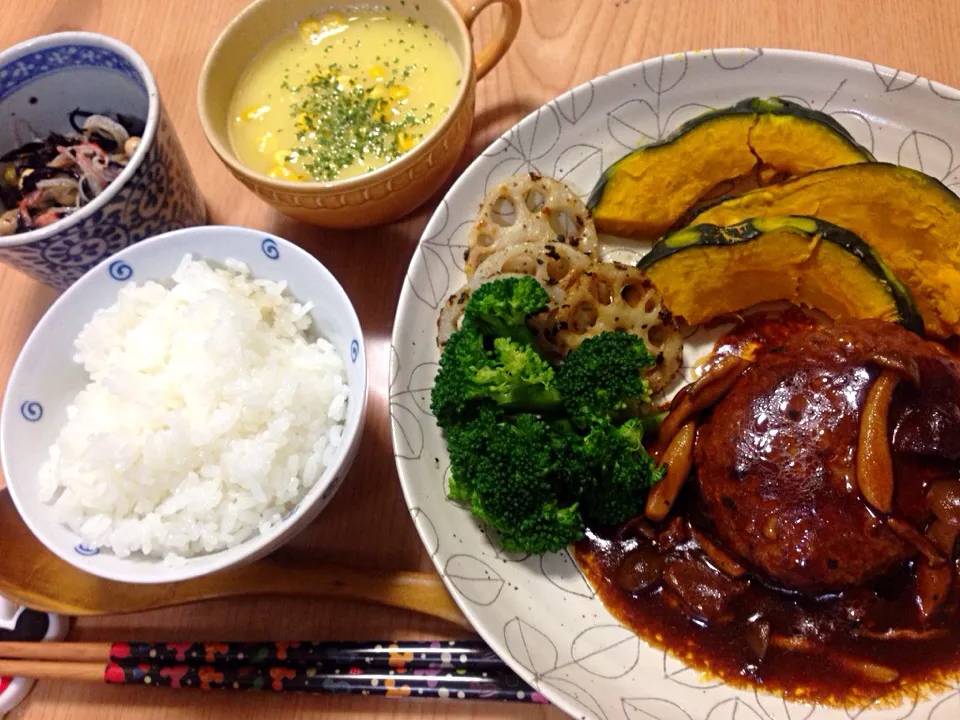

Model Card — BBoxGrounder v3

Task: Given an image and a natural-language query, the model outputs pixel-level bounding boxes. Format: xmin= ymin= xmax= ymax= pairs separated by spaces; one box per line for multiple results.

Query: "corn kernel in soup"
xmin=229 ymin=9 xmax=462 ymax=182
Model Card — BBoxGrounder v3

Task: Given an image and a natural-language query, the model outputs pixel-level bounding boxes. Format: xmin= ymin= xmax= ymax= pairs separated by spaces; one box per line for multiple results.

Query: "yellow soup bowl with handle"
xmin=198 ymin=0 xmax=521 ymax=229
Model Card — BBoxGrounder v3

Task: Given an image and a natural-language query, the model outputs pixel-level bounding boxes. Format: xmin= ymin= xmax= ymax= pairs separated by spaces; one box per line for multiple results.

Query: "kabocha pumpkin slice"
xmin=465 ymin=173 xmax=599 ymax=277
xmin=588 ymin=97 xmax=873 ymax=239
xmin=690 ymin=163 xmax=960 ymax=337
xmin=638 ymin=216 xmax=923 ymax=333
xmin=532 ymin=261 xmax=684 ymax=393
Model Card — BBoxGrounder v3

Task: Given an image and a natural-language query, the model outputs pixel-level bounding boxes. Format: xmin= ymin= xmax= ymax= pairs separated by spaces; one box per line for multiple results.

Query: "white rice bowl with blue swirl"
xmin=1 ymin=226 xmax=367 ymax=583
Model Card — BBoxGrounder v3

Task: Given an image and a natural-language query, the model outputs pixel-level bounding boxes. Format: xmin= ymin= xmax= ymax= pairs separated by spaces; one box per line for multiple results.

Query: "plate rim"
xmin=389 ymin=46 xmax=960 ymax=719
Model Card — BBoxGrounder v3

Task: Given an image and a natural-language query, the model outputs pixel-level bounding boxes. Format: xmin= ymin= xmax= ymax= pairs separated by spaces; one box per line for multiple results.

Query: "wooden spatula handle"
xmin=171 ymin=559 xmax=472 ymax=629
xmin=0 ymin=490 xmax=469 ymax=627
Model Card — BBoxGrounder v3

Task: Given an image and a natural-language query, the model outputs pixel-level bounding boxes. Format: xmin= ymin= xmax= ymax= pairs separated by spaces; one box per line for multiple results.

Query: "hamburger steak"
xmin=695 ymin=319 xmax=960 ymax=592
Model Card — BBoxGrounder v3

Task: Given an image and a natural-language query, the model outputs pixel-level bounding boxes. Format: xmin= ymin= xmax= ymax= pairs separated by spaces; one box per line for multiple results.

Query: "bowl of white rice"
xmin=0 ymin=225 xmax=367 ymax=584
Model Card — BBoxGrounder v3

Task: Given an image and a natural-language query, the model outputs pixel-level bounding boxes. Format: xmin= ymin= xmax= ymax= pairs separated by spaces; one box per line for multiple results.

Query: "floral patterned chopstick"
xmin=108 ymin=639 xmax=510 ymax=670
xmin=0 ymin=640 xmax=548 ymax=704
xmin=101 ymin=663 xmax=546 ymax=702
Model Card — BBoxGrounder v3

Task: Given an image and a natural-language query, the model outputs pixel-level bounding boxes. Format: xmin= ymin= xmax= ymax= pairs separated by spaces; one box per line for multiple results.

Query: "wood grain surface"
xmin=1 ymin=0 xmax=959 ymax=717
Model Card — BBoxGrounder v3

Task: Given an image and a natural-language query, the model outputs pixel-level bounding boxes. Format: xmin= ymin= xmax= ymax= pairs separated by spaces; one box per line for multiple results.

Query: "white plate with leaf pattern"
xmin=390 ymin=48 xmax=960 ymax=720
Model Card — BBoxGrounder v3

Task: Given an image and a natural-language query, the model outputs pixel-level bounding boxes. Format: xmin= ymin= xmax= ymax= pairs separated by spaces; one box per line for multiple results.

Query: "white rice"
xmin=38 ymin=255 xmax=349 ymax=563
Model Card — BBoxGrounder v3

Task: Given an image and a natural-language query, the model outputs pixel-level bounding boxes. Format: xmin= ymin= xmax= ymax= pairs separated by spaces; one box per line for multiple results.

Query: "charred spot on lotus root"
xmin=436 ymin=273 xmax=556 ymax=348
xmin=546 ymin=256 xmax=571 ymax=283
xmin=589 ymin=274 xmax=614 ymax=305
xmin=568 ymin=301 xmax=599 ymax=333
xmin=437 ymin=285 xmax=472 ymax=347
xmin=547 ymin=262 xmax=683 ymax=394
xmin=465 ymin=174 xmax=599 ymax=277
xmin=527 ymin=308 xmax=563 ymax=362
xmin=472 ymin=242 xmax=592 ymax=307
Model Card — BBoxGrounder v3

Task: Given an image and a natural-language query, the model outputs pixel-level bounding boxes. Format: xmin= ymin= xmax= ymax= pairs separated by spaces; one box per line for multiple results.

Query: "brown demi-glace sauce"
xmin=574 ymin=310 xmax=960 ymax=706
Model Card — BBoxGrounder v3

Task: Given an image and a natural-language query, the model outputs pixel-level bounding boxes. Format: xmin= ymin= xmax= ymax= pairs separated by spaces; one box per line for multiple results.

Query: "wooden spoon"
xmin=0 ymin=490 xmax=470 ymax=629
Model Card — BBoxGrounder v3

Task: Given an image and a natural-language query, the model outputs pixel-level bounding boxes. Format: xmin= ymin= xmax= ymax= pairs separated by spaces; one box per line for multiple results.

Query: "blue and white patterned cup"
xmin=0 ymin=32 xmax=206 ymax=290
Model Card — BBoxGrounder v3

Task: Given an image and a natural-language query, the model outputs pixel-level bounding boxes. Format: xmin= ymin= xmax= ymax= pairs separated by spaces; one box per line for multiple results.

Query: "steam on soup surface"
xmin=229 ymin=8 xmax=462 ymax=182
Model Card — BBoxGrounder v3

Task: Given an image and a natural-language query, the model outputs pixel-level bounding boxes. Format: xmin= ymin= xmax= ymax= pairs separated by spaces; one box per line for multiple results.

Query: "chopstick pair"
xmin=0 ymin=640 xmax=546 ymax=703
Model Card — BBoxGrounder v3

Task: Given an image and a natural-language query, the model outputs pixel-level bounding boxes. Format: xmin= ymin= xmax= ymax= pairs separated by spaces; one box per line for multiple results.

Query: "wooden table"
xmin=1 ymin=0 xmax=959 ymax=717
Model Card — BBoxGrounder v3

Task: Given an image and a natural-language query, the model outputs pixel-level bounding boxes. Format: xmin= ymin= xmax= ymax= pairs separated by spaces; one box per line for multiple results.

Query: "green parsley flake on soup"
xmin=228 ymin=8 xmax=462 ymax=182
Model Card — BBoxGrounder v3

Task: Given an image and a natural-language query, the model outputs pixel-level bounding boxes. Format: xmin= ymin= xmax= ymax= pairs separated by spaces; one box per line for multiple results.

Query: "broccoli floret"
xmin=445 ymin=412 xmax=584 ymax=554
xmin=445 ymin=405 xmax=501 ymax=501
xmin=431 ymin=324 xmax=561 ymax=428
xmin=498 ymin=501 xmax=584 ymax=555
xmin=558 ymin=331 xmax=656 ymax=426
xmin=463 ymin=275 xmax=549 ymax=346
xmin=431 ymin=325 xmax=487 ymax=426
xmin=469 ymin=414 xmax=560 ymax=528
xmin=566 ymin=418 xmax=664 ymax=528
xmin=434 ymin=291 xmax=666 ymax=556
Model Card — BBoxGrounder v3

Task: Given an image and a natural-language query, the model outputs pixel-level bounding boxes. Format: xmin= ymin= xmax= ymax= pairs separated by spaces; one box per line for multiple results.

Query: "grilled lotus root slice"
xmin=473 ymin=241 xmax=593 ymax=304
xmin=465 ymin=173 xmax=599 ymax=276
xmin=436 ymin=273 xmax=544 ymax=348
xmin=461 ymin=242 xmax=589 ymax=355
xmin=437 ymin=285 xmax=472 ymax=348
xmin=539 ymin=262 xmax=684 ymax=393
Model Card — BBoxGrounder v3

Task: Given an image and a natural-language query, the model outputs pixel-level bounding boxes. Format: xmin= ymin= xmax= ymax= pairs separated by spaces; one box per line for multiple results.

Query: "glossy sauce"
xmin=708 ymin=307 xmax=819 ymax=364
xmin=575 ymin=519 xmax=960 ymax=705
xmin=688 ymin=307 xmax=819 ymax=381
xmin=576 ymin=313 xmax=960 ymax=705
